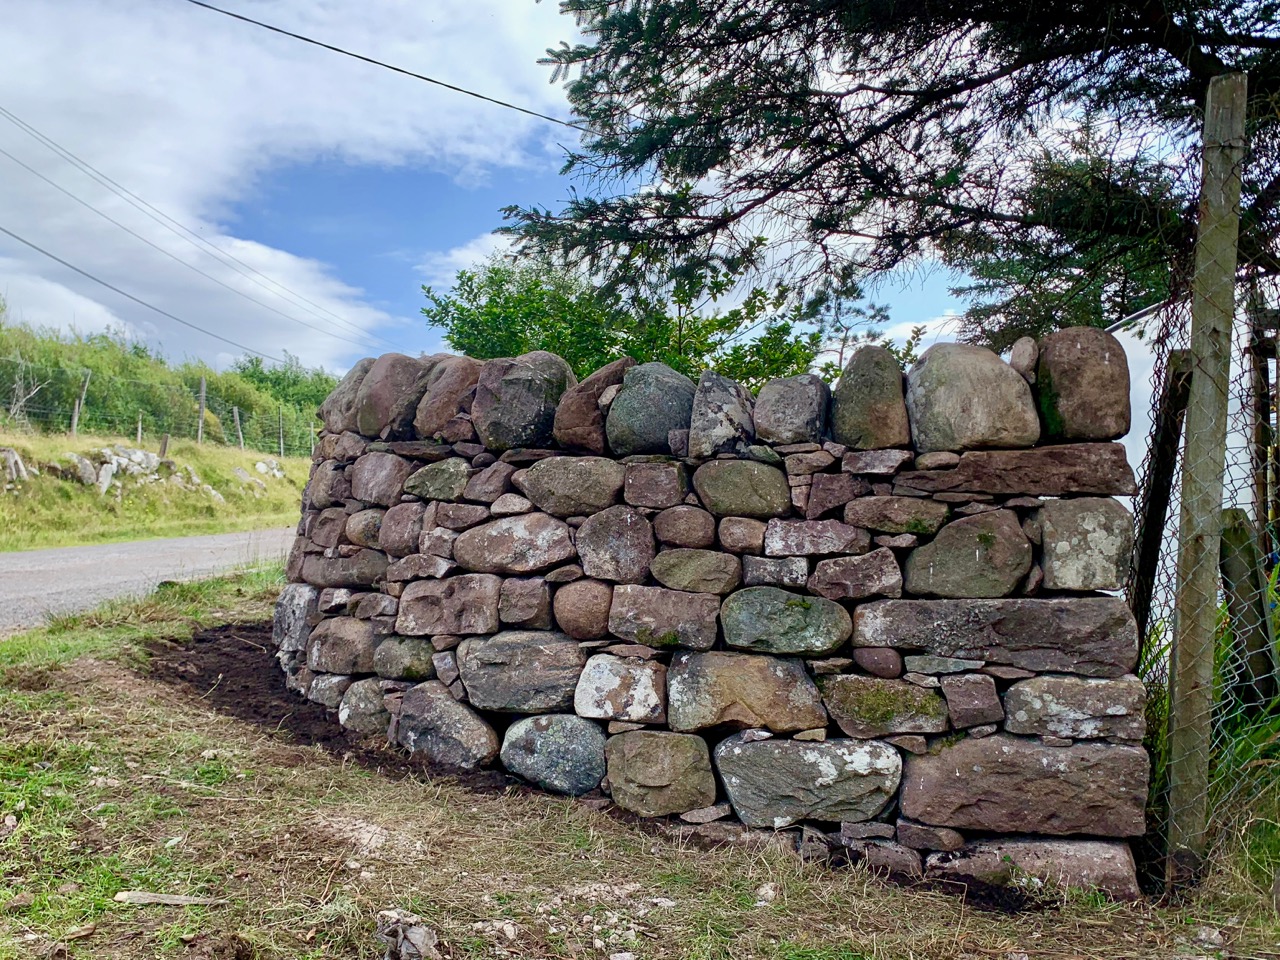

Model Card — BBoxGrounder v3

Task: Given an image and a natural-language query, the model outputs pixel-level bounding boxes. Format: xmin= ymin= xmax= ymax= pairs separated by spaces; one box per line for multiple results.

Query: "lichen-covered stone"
xmin=649 ymin=549 xmax=742 ymax=595
xmin=1003 ymin=675 xmax=1146 ymax=741
xmin=395 ymin=680 xmax=498 ymax=770
xmin=905 ymin=343 xmax=1040 ymax=453
xmin=853 ymin=598 xmax=1139 ymax=677
xmin=742 ymin=556 xmax=809 ymax=589
xmin=396 ymin=574 xmax=502 ymax=636
xmin=901 ymin=734 xmax=1148 ymax=836
xmin=472 ymin=352 xmax=576 ymax=451
xmin=413 ymin=355 xmax=484 ymax=439
xmin=688 ymin=370 xmax=755 ymax=458
xmin=1038 ymin=497 xmax=1134 ymax=591
xmin=720 ymin=586 xmax=851 ymax=656
xmin=273 ymin=583 xmax=318 ymax=654
xmin=403 ymin=457 xmax=472 ymax=501
xmin=667 ymin=651 xmax=827 ymax=733
xmin=351 ymin=452 xmax=414 ymax=507
xmin=763 ymin=519 xmax=871 ymax=557
xmin=451 ymin=514 xmax=576 ymax=575
xmin=1036 ymin=327 xmax=1131 ymax=441
xmin=517 ymin=456 xmax=625 ymax=517
xmin=692 ymin=461 xmax=790 ymax=518
xmin=754 ymin=374 xmax=829 ymax=444
xmin=345 ymin=508 xmax=386 ymax=549
xmin=605 ymin=363 xmax=696 ymax=456
xmin=924 ymin=840 xmax=1141 ymax=900
xmin=842 ymin=497 xmax=948 ymax=535
xmin=373 ymin=636 xmax=438 ymax=681
xmin=903 ymin=511 xmax=1031 ymax=598
xmin=605 ymin=731 xmax=717 ymax=817
xmin=574 ymin=654 xmax=667 ymax=723
xmin=715 ymin=736 xmax=901 ymax=828
xmin=808 ymin=549 xmax=902 ymax=601
xmin=337 ymin=677 xmax=389 ymax=735
xmin=818 ymin=675 xmax=949 ymax=737
xmin=457 ymin=631 xmax=586 ymax=712
xmin=553 ymin=357 xmax=636 ymax=454
xmin=575 ymin=505 xmax=655 ymax=583
xmin=608 ymin=585 xmax=721 ymax=651
xmin=500 ymin=714 xmax=607 ymax=795
xmin=830 ymin=346 xmax=911 ymax=449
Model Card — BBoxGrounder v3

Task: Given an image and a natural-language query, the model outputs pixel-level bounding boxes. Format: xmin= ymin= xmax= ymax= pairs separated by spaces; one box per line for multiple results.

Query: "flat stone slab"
xmin=1003 ymin=675 xmax=1146 ymax=741
xmin=667 ymin=651 xmax=827 ymax=733
xmin=925 ymin=839 xmax=1141 ymax=900
xmin=895 ymin=444 xmax=1136 ymax=496
xmin=818 ymin=675 xmax=949 ymax=738
xmin=608 ymin=585 xmax=721 ymax=651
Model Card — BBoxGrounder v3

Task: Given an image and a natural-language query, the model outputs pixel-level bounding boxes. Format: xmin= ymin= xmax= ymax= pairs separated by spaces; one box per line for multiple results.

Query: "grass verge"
xmin=0 ymin=430 xmax=308 ymax=551
xmin=0 ymin=570 xmax=1276 ymax=959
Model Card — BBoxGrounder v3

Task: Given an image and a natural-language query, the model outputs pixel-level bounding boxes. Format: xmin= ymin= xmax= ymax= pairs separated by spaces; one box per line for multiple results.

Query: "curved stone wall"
xmin=273 ymin=328 xmax=1149 ymax=898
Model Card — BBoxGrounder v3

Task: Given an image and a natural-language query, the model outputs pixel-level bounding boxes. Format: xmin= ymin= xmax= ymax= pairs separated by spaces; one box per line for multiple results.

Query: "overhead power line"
xmin=179 ymin=0 xmax=587 ymax=133
xmin=0 ymin=224 xmax=287 ymax=363
xmin=0 ymin=104 xmax=401 ymax=351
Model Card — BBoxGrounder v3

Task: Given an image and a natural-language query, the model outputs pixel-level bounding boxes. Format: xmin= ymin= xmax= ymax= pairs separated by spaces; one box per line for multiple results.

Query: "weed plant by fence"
xmin=0 ymin=354 xmax=319 ymax=458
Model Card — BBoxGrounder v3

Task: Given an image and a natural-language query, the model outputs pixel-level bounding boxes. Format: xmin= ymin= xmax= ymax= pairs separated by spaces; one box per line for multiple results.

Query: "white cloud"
xmin=0 ymin=0 xmax=577 ymax=372
xmin=419 ymin=232 xmax=514 ymax=288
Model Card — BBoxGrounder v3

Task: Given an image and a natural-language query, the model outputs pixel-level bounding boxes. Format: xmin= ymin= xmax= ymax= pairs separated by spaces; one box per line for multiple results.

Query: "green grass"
xmin=0 ymin=430 xmax=309 ymax=551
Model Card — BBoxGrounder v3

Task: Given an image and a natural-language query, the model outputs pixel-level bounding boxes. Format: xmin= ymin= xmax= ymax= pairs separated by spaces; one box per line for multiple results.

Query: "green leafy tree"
xmin=506 ymin=1 xmax=1280 ymax=343
xmin=230 ymin=353 xmax=339 ymax=412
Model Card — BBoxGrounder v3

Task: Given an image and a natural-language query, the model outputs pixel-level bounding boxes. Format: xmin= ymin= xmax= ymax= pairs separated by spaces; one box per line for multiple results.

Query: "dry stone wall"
xmin=274 ymin=329 xmax=1149 ymax=899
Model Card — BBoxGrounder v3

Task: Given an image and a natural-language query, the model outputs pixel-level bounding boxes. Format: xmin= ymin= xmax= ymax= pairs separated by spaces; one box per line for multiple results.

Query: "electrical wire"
xmin=0 ymin=224 xmax=287 ymax=362
xmin=179 ymin=0 xmax=587 ymax=133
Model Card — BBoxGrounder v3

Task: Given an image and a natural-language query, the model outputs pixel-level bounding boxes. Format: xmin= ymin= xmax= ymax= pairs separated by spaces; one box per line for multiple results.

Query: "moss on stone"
xmin=820 ymin=677 xmax=945 ymax=726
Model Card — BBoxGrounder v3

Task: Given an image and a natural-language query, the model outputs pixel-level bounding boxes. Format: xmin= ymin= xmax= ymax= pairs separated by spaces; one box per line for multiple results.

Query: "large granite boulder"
xmin=396 ymin=574 xmax=502 ymax=636
xmin=720 ymin=586 xmax=852 ymax=656
xmin=472 ymin=351 xmax=576 ymax=451
xmin=553 ymin=357 xmax=636 ymax=454
xmin=925 ymin=840 xmax=1141 ymax=900
xmin=574 ymin=654 xmax=667 ymax=723
xmin=903 ymin=511 xmax=1032 ymax=598
xmin=457 ymin=631 xmax=586 ymax=712
xmin=715 ymin=737 xmax=901 ymax=827
xmin=830 ymin=345 xmax=911 ymax=449
xmin=667 ymin=651 xmax=827 ymax=733
xmin=608 ymin=585 xmax=721 ymax=651
xmin=649 ymin=549 xmax=742 ymax=595
xmin=853 ymin=598 xmax=1139 ymax=677
xmin=808 ymin=549 xmax=902 ymax=601
xmin=754 ymin=374 xmax=829 ymax=445
xmin=818 ymin=675 xmax=949 ymax=737
xmin=452 ymin=514 xmax=576 ymax=575
xmin=605 ymin=362 xmax=696 ymax=456
xmin=517 ymin=456 xmax=625 ymax=517
xmin=691 ymin=461 xmax=790 ymax=518
xmin=687 ymin=370 xmax=755 ymax=458
xmin=1036 ymin=327 xmax=1131 ymax=441
xmin=575 ymin=506 xmax=655 ymax=583
xmin=1038 ymin=497 xmax=1134 ymax=591
xmin=500 ymin=714 xmax=606 ymax=795
xmin=905 ymin=343 xmax=1040 ymax=453
xmin=901 ymin=734 xmax=1148 ymax=836
xmin=351 ymin=452 xmax=414 ymax=507
xmin=307 ymin=616 xmax=377 ymax=673
xmin=1003 ymin=675 xmax=1146 ymax=741
xmin=605 ymin=731 xmax=717 ymax=817
xmin=355 ymin=353 xmax=437 ymax=439
xmin=319 ymin=357 xmax=374 ymax=434
xmin=413 ymin=355 xmax=483 ymax=439
xmin=395 ymin=680 xmax=499 ymax=770
xmin=403 ymin=458 xmax=472 ymax=501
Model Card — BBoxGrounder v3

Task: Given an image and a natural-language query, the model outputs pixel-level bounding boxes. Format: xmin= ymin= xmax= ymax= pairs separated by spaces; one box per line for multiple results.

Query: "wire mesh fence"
xmin=0 ymin=354 xmax=319 ymax=458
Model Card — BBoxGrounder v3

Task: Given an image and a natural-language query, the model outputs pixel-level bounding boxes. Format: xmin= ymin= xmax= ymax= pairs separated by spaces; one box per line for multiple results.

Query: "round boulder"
xmin=575 ymin=505 xmax=656 ymax=583
xmin=905 ymin=343 xmax=1040 ymax=453
xmin=500 ymin=714 xmax=607 ymax=795
xmin=830 ymin=345 xmax=911 ymax=449
xmin=472 ymin=351 xmax=577 ymax=451
xmin=605 ymin=362 xmax=697 ymax=456
xmin=1036 ymin=326 xmax=1131 ymax=440
xmin=551 ymin=578 xmax=614 ymax=639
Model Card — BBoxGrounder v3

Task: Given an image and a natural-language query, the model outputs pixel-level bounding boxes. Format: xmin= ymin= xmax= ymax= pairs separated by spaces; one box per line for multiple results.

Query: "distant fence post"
xmin=69 ymin=370 xmax=91 ymax=436
xmin=233 ymin=406 xmax=245 ymax=449
xmin=136 ymin=411 xmax=143 ymax=445
xmin=1167 ymin=71 xmax=1247 ymax=888
xmin=197 ymin=375 xmax=207 ymax=444
xmin=159 ymin=433 xmax=170 ymax=458
xmin=277 ymin=405 xmax=285 ymax=457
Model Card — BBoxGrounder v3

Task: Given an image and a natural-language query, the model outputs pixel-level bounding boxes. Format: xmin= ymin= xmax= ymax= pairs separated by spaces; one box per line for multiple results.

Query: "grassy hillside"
xmin=0 ymin=430 xmax=308 ymax=552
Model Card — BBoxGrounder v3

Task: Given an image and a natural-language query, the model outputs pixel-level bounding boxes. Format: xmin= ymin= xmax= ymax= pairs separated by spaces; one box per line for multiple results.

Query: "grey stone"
xmin=840 ymin=820 xmax=896 ymax=841
xmin=903 ymin=510 xmax=1031 ymax=598
xmin=842 ymin=449 xmax=915 ymax=475
xmin=337 ymin=678 xmax=390 ymax=735
xmin=842 ymin=496 xmax=948 ymax=535
xmin=403 ymin=457 xmax=472 ymax=502
xmin=1036 ymin=327 xmax=1131 ymax=441
xmin=373 ymin=637 xmax=438 ymax=681
xmin=517 ymin=456 xmax=625 ymax=517
xmin=553 ymin=357 xmax=636 ymax=454
xmin=840 ymin=839 xmax=923 ymax=879
xmin=574 ymin=654 xmax=667 ymax=723
xmin=830 ymin=346 xmax=911 ymax=449
xmin=808 ymin=549 xmax=902 ymax=602
xmin=396 ymin=574 xmax=502 ymax=636
xmin=715 ymin=737 xmax=901 ymax=828
xmin=667 ymin=651 xmax=827 ymax=733
xmin=605 ymin=731 xmax=717 ymax=817
xmin=395 ymin=680 xmax=498 ymax=770
xmin=650 ymin=549 xmax=742 ymax=594
xmin=499 ymin=577 xmax=552 ymax=629
xmin=385 ymin=554 xmax=454 ymax=582
xmin=351 ymin=452 xmax=415 ymax=507
xmin=688 ymin=370 xmax=755 ymax=458
xmin=897 ymin=820 xmax=965 ymax=852
xmin=742 ymin=556 xmax=809 ymax=589
xmin=608 ymin=585 xmax=721 ymax=651
xmin=763 ymin=519 xmax=871 ymax=557
xmin=754 ymin=374 xmax=830 ymax=444
xmin=273 ymin=583 xmax=318 ymax=654
xmin=1008 ymin=337 xmax=1038 ymax=384
xmin=307 ymin=617 xmax=378 ymax=673
xmin=413 ymin=354 xmax=484 ymax=439
xmin=905 ymin=343 xmax=1040 ymax=453
xmin=319 ymin=357 xmax=374 ymax=434
xmin=938 ymin=674 xmax=1003 ymax=728
xmin=452 ymin=514 xmax=576 ymax=575
xmin=301 ymin=550 xmax=389 ymax=589
xmin=901 ymin=655 xmax=985 ymax=674
xmin=457 ymin=631 xmax=586 ymax=712
xmin=307 ymin=673 xmax=353 ymax=709
xmin=605 ymin=362 xmax=696 ymax=456
xmin=853 ymin=598 xmax=1139 ymax=677
xmin=354 ymin=353 xmax=436 ymax=439
xmin=1038 ymin=497 xmax=1134 ymax=592
xmin=901 ymin=734 xmax=1148 ymax=836
xmin=575 ymin=506 xmax=655 ymax=583
xmin=1004 ymin=675 xmax=1147 ymax=741
xmin=818 ymin=675 xmax=949 ymax=737
xmin=720 ymin=586 xmax=851 ymax=656
xmin=500 ymin=714 xmax=607 ymax=795
xmin=692 ymin=461 xmax=790 ymax=518
xmin=432 ymin=650 xmax=459 ymax=686
xmin=680 ymin=803 xmax=734 ymax=825
xmin=925 ymin=840 xmax=1142 ymax=900
xmin=472 ymin=352 xmax=576 ymax=451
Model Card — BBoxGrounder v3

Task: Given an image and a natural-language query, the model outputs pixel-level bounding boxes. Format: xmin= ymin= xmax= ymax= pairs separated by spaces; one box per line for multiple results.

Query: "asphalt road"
xmin=0 ymin=527 xmax=295 ymax=633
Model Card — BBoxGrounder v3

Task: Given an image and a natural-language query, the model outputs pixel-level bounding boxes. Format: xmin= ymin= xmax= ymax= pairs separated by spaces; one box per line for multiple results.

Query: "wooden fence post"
xmin=1167 ymin=71 xmax=1248 ymax=888
xmin=69 ymin=370 xmax=91 ymax=436
xmin=159 ymin=433 xmax=170 ymax=458
xmin=197 ymin=375 xmax=206 ymax=445
xmin=1220 ymin=507 xmax=1280 ymax=713
xmin=233 ymin=406 xmax=244 ymax=450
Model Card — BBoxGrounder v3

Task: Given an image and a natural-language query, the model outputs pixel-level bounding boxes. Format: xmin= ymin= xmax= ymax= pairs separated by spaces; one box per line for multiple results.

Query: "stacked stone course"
xmin=274 ymin=329 xmax=1149 ymax=898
